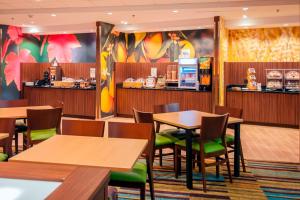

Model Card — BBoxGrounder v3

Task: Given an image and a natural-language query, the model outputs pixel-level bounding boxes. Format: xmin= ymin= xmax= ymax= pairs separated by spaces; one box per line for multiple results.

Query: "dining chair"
xmin=174 ymin=114 xmax=232 ymax=192
xmin=62 ymin=119 xmax=105 ymax=137
xmin=0 ymin=118 xmax=16 ymax=161
xmin=23 ymin=107 xmax=62 ymax=149
xmin=108 ymin=122 xmax=155 ymax=200
xmin=214 ymin=105 xmax=246 ymax=172
xmin=133 ymin=108 xmax=179 ymax=168
xmin=0 ymin=99 xmax=28 ymax=154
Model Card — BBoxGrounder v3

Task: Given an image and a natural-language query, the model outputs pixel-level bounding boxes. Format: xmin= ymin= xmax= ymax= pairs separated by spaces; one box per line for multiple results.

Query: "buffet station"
xmin=115 ymin=58 xmax=213 ymax=117
xmin=21 ymin=62 xmax=96 ymax=118
xmin=225 ymin=62 xmax=300 ymax=127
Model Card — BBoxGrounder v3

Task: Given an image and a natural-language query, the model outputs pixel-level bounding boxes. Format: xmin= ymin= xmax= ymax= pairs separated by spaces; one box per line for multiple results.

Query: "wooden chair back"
xmin=27 ymin=108 xmax=62 ymax=132
xmin=215 ymin=105 xmax=242 ymax=118
xmin=62 ymin=119 xmax=105 ymax=137
xmin=198 ymin=114 xmax=229 ymax=142
xmin=153 ymin=103 xmax=180 ymax=114
xmin=0 ymin=99 xmax=28 ymax=108
xmin=133 ymin=108 xmax=154 ymax=124
xmin=108 ymin=122 xmax=154 ymax=161
xmin=0 ymin=118 xmax=16 ymax=156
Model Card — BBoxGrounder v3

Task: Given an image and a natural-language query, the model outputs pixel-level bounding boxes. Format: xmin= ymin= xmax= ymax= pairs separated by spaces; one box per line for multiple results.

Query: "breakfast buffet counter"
xmin=116 ymin=86 xmax=212 ymax=117
xmin=226 ymin=90 xmax=299 ymax=127
xmin=23 ymin=86 xmax=96 ymax=118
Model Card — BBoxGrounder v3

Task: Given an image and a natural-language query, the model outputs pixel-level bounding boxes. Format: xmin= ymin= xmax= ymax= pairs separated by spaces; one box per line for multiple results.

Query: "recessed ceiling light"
xmin=30 ymin=21 xmax=34 ymax=24
xmin=243 ymin=15 xmax=248 ymax=19
xmin=51 ymin=13 xmax=56 ymax=17
xmin=29 ymin=27 xmax=39 ymax=33
xmin=63 ymin=31 xmax=67 ymax=34
xmin=284 ymin=23 xmax=289 ymax=26
xmin=172 ymin=10 xmax=178 ymax=13
xmin=107 ymin=12 xmax=112 ymax=15
xmin=242 ymin=7 xmax=248 ymax=11
xmin=121 ymin=21 xmax=128 ymax=25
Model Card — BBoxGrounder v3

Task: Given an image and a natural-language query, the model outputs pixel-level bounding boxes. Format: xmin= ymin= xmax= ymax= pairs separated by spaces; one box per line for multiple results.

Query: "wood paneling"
xmin=224 ymin=62 xmax=300 ymax=86
xmin=23 ymin=86 xmax=96 ymax=118
xmin=115 ymin=62 xmax=178 ymax=84
xmin=116 ymin=88 xmax=211 ymax=116
xmin=226 ymin=91 xmax=299 ymax=127
xmin=21 ymin=62 xmax=96 ymax=83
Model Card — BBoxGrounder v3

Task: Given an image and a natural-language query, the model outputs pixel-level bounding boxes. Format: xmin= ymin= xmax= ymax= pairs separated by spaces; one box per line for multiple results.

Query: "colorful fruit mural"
xmin=0 ymin=25 xmax=96 ymax=100
xmin=228 ymin=26 xmax=300 ymax=62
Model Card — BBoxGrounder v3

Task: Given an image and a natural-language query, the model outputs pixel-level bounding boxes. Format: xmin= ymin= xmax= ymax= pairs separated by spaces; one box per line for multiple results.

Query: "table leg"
xmin=185 ymin=129 xmax=193 ymax=189
xmin=234 ymin=123 xmax=241 ymax=177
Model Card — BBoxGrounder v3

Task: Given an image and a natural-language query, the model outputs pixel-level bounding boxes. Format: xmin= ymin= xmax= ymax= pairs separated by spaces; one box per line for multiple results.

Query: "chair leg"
xmin=240 ymin=145 xmax=246 ymax=172
xmin=216 ymin=157 xmax=220 ymax=178
xmin=173 ymin=146 xmax=176 ymax=171
xmin=200 ymin=157 xmax=207 ymax=192
xmin=174 ymin=145 xmax=181 ymax=178
xmin=159 ymin=148 xmax=163 ymax=166
xmin=225 ymin=150 xmax=233 ymax=183
xmin=140 ymin=185 xmax=146 ymax=200
xmin=146 ymin=160 xmax=155 ymax=200
xmin=14 ymin=131 xmax=18 ymax=154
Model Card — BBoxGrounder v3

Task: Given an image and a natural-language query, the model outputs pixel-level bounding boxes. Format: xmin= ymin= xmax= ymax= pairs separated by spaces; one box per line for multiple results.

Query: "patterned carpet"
xmin=116 ymin=157 xmax=300 ymax=200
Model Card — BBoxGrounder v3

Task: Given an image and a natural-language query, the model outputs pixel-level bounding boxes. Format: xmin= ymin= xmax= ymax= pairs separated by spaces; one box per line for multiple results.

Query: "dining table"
xmin=153 ymin=110 xmax=243 ymax=189
xmin=0 ymin=105 xmax=53 ymax=153
xmin=10 ymin=135 xmax=148 ymax=172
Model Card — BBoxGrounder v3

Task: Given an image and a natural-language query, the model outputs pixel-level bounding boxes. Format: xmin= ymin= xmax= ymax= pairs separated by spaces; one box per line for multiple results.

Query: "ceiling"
xmin=0 ymin=0 xmax=299 ymax=34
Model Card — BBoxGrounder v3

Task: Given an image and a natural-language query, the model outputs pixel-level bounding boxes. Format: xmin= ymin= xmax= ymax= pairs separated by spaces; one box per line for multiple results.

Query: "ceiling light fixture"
xmin=51 ymin=13 xmax=56 ymax=17
xmin=107 ymin=12 xmax=112 ymax=15
xmin=284 ymin=23 xmax=289 ymax=26
xmin=172 ymin=10 xmax=178 ymax=13
xmin=242 ymin=7 xmax=248 ymax=11
xmin=29 ymin=27 xmax=39 ymax=33
xmin=121 ymin=21 xmax=128 ymax=25
xmin=243 ymin=15 xmax=248 ymax=19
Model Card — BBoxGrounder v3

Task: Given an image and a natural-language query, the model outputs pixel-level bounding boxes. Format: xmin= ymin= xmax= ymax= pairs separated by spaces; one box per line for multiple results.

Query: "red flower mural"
xmin=47 ymin=34 xmax=81 ymax=62
xmin=7 ymin=26 xmax=23 ymax=45
xmin=4 ymin=49 xmax=36 ymax=90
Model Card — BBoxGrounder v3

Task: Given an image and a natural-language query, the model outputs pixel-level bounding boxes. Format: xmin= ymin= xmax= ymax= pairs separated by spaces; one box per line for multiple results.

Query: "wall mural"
xmin=228 ymin=26 xmax=300 ymax=62
xmin=100 ymin=22 xmax=115 ymax=118
xmin=0 ymin=25 xmax=96 ymax=100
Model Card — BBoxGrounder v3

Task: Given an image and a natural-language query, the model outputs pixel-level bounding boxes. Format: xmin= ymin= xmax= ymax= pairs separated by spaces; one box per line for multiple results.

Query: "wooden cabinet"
xmin=23 ymin=86 xmax=96 ymax=118
xmin=116 ymin=88 xmax=212 ymax=116
xmin=226 ymin=91 xmax=299 ymax=127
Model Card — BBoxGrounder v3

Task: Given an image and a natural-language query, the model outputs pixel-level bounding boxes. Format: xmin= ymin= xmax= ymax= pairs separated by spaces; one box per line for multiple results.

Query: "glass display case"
xmin=178 ymin=58 xmax=198 ymax=89
xmin=266 ymin=69 xmax=284 ymax=90
xmin=284 ymin=69 xmax=300 ymax=91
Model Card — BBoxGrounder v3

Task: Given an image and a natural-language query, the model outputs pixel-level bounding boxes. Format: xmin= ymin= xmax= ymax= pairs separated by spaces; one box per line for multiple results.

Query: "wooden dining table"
xmin=0 ymin=133 xmax=9 ymax=140
xmin=0 ymin=105 xmax=53 ymax=119
xmin=0 ymin=105 xmax=53 ymax=153
xmin=10 ymin=135 xmax=148 ymax=172
xmin=153 ymin=110 xmax=243 ymax=189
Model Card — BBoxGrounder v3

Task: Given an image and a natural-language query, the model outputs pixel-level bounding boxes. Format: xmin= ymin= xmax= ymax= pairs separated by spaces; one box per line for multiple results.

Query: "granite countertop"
xmin=24 ymin=85 xmax=96 ymax=90
xmin=227 ymin=85 xmax=299 ymax=94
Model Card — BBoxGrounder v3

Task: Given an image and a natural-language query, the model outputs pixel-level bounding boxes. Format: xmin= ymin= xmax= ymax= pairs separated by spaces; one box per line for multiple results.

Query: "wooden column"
xmin=212 ymin=16 xmax=220 ymax=111
xmin=95 ymin=22 xmax=101 ymax=119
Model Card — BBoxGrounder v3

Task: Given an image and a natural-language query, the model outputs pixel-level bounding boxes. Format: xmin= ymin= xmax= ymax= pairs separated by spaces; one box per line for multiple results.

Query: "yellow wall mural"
xmin=228 ymin=26 xmax=300 ymax=62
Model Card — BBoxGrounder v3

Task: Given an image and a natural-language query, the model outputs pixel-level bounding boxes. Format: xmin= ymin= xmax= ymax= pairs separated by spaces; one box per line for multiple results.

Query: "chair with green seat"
xmin=215 ymin=105 xmax=246 ymax=172
xmin=0 ymin=99 xmax=29 ymax=154
xmin=174 ymin=114 xmax=232 ymax=192
xmin=108 ymin=122 xmax=155 ymax=200
xmin=0 ymin=118 xmax=16 ymax=161
xmin=133 ymin=108 xmax=179 ymax=169
xmin=23 ymin=108 xmax=62 ymax=150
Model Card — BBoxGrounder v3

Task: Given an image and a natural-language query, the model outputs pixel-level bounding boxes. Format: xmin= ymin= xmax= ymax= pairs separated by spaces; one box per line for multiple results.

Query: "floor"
xmin=103 ymin=117 xmax=300 ymax=163
xmin=16 ymin=117 xmax=299 ymax=163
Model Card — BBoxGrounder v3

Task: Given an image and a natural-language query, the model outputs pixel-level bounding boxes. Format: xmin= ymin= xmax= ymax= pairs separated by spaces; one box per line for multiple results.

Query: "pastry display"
xmin=285 ymin=70 xmax=300 ymax=80
xmin=267 ymin=70 xmax=283 ymax=79
xmin=145 ymin=76 xmax=156 ymax=88
xmin=123 ymin=78 xmax=135 ymax=88
xmin=156 ymin=76 xmax=166 ymax=88
xmin=133 ymin=78 xmax=145 ymax=88
xmin=267 ymin=81 xmax=282 ymax=89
